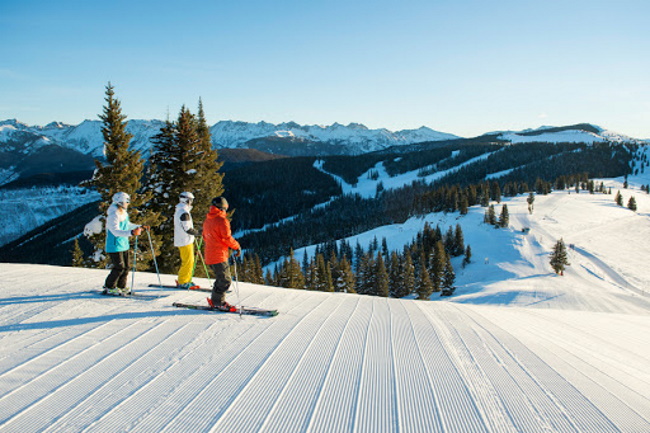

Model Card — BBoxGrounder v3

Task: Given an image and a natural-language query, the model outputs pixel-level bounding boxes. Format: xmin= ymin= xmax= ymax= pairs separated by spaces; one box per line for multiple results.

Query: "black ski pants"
xmin=105 ymin=251 xmax=130 ymax=289
xmin=210 ymin=261 xmax=232 ymax=304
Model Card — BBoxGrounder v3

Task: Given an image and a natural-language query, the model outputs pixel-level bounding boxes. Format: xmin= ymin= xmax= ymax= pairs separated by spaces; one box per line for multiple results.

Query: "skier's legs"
xmin=117 ymin=250 xmax=130 ymax=288
xmin=105 ymin=251 xmax=129 ymax=288
xmin=209 ymin=261 xmax=231 ymax=304
xmin=177 ymin=243 xmax=195 ymax=285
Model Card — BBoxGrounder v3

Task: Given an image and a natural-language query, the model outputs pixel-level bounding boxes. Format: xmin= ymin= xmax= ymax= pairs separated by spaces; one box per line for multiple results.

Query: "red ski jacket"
xmin=203 ymin=206 xmax=241 ymax=265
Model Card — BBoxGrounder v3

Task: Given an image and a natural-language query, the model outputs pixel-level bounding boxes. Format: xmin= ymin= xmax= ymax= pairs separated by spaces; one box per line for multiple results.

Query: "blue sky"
xmin=1 ymin=0 xmax=649 ymax=138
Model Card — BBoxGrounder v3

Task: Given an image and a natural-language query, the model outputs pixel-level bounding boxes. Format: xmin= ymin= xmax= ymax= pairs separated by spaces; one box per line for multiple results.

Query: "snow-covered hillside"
xmin=0 ymin=178 xmax=649 ymax=432
xmin=0 ymin=187 xmax=99 ymax=246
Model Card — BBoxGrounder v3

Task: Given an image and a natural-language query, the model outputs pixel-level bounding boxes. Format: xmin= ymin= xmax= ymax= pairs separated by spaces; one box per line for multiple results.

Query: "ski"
xmin=148 ymin=284 xmax=231 ymax=294
xmin=172 ymin=302 xmax=278 ymax=317
xmin=93 ymin=289 xmax=166 ymax=300
xmin=148 ymin=283 xmax=210 ymax=292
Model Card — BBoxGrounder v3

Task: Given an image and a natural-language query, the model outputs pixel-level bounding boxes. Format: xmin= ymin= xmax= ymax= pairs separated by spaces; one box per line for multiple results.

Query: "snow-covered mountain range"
xmin=1 ymin=119 xmax=644 ymax=161
xmin=0 ymin=118 xmax=460 ymax=158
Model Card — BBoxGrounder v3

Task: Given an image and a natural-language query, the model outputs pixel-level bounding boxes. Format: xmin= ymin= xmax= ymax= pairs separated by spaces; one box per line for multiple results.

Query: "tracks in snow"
xmin=0 ymin=265 xmax=648 ymax=432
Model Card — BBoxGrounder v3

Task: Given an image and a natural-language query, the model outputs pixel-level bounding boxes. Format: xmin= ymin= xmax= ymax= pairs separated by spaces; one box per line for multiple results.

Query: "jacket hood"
xmin=207 ymin=206 xmax=226 ymax=219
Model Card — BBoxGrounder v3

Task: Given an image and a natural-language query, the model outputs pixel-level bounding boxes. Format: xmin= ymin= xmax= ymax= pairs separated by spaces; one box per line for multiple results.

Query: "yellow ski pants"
xmin=177 ymin=243 xmax=195 ymax=285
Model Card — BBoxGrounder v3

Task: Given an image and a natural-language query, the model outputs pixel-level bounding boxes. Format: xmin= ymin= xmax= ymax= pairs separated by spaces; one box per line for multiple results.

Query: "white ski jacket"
xmin=174 ymin=202 xmax=197 ymax=247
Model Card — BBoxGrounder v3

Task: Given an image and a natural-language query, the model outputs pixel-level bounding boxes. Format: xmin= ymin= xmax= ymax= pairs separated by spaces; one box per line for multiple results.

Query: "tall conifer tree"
xmin=416 ymin=253 xmax=433 ymax=300
xmin=374 ymin=253 xmax=390 ymax=297
xmin=146 ymin=101 xmax=224 ymax=274
xmin=87 ymin=83 xmax=160 ymax=269
xmin=499 ymin=204 xmax=509 ymax=228
xmin=441 ymin=255 xmax=456 ymax=295
xmin=337 ymin=255 xmax=357 ymax=293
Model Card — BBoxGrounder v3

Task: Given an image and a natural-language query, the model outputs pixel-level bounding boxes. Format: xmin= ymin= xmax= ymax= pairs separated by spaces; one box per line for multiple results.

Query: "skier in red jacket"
xmin=203 ymin=196 xmax=241 ymax=310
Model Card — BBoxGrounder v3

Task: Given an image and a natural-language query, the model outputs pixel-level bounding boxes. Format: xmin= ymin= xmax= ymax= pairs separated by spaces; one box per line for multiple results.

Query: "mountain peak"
xmin=0 ymin=119 xmax=28 ymax=129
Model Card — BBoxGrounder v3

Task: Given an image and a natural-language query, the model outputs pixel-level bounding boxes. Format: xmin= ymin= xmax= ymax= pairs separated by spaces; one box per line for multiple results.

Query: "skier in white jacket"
xmin=174 ymin=192 xmax=200 ymax=288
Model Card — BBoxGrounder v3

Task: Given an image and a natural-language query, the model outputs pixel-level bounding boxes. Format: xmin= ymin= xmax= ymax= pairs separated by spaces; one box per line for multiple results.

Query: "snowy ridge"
xmin=0 ymin=119 xmax=458 ymax=157
xmin=0 ymin=177 xmax=649 ymax=432
xmin=1 ymin=119 xmax=644 ymax=160
xmin=210 ymin=121 xmax=459 ymax=152
xmin=494 ymin=123 xmax=640 ymax=144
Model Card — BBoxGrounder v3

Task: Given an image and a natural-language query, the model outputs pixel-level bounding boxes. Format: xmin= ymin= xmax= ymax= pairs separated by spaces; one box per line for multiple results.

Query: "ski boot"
xmin=206 ymin=297 xmax=237 ymax=312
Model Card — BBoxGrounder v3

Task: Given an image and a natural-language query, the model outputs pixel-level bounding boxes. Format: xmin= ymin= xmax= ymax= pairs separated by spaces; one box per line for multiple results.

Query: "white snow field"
xmin=1 ymin=183 xmax=650 ymax=432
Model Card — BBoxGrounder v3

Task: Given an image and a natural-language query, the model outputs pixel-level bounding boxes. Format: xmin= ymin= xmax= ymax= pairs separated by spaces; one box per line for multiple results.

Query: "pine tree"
xmin=462 ymin=245 xmax=472 ymax=268
xmin=490 ymin=181 xmax=502 ymax=203
xmin=251 ymin=254 xmax=265 ymax=284
xmin=429 ymin=241 xmax=445 ymax=292
xmin=305 ymin=258 xmax=318 ymax=290
xmin=416 ymin=253 xmax=433 ymax=300
xmin=485 ymin=204 xmax=497 ymax=226
xmin=336 ymin=255 xmax=356 ymax=293
xmin=453 ymin=224 xmax=465 ymax=256
xmin=374 ymin=253 xmax=390 ymax=297
xmin=146 ymin=102 xmax=224 ymax=274
xmin=480 ymin=189 xmax=490 ymax=207
xmin=550 ymin=238 xmax=570 ymax=275
xmin=87 ymin=83 xmax=160 ymax=269
xmin=278 ymin=249 xmax=305 ymax=289
xmin=527 ymin=192 xmax=535 ymax=214
xmin=615 ymin=190 xmax=623 ymax=206
xmin=400 ymin=252 xmax=416 ymax=298
xmin=146 ymin=118 xmax=181 ymax=273
xmin=498 ymin=204 xmax=509 ymax=228
xmin=441 ymin=257 xmax=456 ymax=296
xmin=264 ymin=269 xmax=274 ymax=286
xmin=458 ymin=193 xmax=468 ymax=215
xmin=356 ymin=252 xmax=374 ymax=295
xmin=628 ymin=196 xmax=637 ymax=211
xmin=70 ymin=238 xmax=85 ymax=267
xmin=381 ymin=237 xmax=389 ymax=260
xmin=315 ymin=253 xmax=334 ymax=292
xmin=328 ymin=250 xmax=340 ymax=288
xmin=444 ymin=226 xmax=455 ymax=254
xmin=289 ymin=249 xmax=306 ymax=289
xmin=388 ymin=251 xmax=403 ymax=298
xmin=194 ymin=99 xmax=225 ymax=220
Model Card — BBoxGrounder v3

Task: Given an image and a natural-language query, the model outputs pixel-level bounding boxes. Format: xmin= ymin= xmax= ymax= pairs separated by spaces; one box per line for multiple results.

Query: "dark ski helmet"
xmin=211 ymin=196 xmax=228 ymax=210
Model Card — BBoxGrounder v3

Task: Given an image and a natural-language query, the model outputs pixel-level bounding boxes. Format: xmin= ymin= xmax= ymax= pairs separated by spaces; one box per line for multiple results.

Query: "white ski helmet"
xmin=179 ymin=191 xmax=195 ymax=204
xmin=112 ymin=192 xmax=131 ymax=207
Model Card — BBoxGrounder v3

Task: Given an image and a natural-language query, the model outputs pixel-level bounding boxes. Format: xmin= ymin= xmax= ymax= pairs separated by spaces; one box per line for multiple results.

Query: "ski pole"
xmin=146 ymin=229 xmax=163 ymax=289
xmin=194 ymin=238 xmax=213 ymax=288
xmin=131 ymin=235 xmax=138 ymax=294
xmin=232 ymin=254 xmax=242 ymax=318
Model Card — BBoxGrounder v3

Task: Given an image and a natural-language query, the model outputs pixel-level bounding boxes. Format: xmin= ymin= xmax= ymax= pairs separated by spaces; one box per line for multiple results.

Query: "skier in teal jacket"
xmin=103 ymin=192 xmax=148 ymax=294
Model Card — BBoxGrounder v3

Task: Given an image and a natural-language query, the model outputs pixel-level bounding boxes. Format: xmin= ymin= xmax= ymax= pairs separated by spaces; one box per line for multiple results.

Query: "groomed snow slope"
xmin=1 ymin=184 xmax=650 ymax=432
xmin=0 ymin=269 xmax=648 ymax=432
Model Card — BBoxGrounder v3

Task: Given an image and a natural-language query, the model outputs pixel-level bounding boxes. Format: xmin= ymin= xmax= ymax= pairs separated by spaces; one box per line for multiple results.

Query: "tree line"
xmin=235 ymin=221 xmax=470 ymax=298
